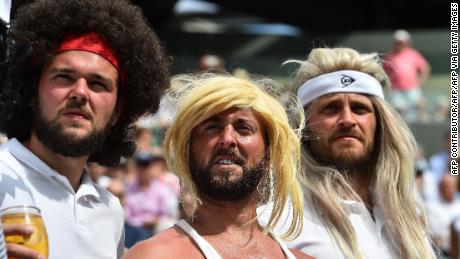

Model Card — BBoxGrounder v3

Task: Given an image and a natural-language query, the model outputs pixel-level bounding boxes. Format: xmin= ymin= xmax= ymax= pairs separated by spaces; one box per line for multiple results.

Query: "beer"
xmin=1 ymin=206 xmax=48 ymax=258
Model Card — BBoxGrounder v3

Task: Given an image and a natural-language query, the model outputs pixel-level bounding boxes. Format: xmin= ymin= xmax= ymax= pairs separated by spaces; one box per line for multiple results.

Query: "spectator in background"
xmin=149 ymin=155 xmax=180 ymax=233
xmin=124 ymin=152 xmax=179 ymax=248
xmin=451 ymin=218 xmax=460 ymax=259
xmin=106 ymin=164 xmax=128 ymax=201
xmin=383 ymin=29 xmax=431 ymax=123
xmin=150 ymin=156 xmax=180 ymax=195
xmin=88 ymin=162 xmax=110 ymax=188
xmin=432 ymin=95 xmax=450 ymax=123
xmin=197 ymin=53 xmax=225 ymax=72
xmin=426 ymin=174 xmax=460 ymax=256
xmin=429 ymin=129 xmax=451 ymax=189
xmin=135 ymin=127 xmax=155 ymax=154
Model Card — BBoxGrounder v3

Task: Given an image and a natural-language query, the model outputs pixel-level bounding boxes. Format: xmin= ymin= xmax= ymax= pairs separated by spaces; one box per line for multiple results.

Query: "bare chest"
xmin=207 ymin=237 xmax=287 ymax=259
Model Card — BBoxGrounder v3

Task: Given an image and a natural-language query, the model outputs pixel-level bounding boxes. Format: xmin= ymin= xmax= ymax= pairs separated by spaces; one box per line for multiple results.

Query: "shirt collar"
xmin=76 ymin=170 xmax=102 ymax=202
xmin=8 ymin=138 xmax=57 ymax=178
xmin=8 ymin=138 xmax=101 ymax=201
xmin=338 ymin=199 xmax=386 ymax=232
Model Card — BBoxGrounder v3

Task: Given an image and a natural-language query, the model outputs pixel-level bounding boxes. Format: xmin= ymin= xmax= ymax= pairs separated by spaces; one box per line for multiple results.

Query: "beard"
xmin=304 ymin=128 xmax=375 ymax=171
xmin=190 ymin=149 xmax=268 ymax=201
xmin=32 ymin=99 xmax=112 ymax=157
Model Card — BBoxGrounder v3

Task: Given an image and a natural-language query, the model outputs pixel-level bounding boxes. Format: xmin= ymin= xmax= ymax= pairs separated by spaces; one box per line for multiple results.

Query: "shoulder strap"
xmin=175 ymin=219 xmax=222 ymax=259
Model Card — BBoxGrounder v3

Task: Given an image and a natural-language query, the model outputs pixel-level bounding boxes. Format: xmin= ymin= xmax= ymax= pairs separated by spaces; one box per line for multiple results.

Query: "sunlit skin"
xmin=36 ymin=50 xmax=119 ymax=139
xmin=190 ymin=108 xmax=266 ymax=186
xmin=307 ymin=93 xmax=377 ymax=166
xmin=24 ymin=50 xmax=120 ymax=191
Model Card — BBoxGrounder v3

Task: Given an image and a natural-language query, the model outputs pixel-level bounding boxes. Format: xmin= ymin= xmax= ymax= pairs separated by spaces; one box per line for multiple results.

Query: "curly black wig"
xmin=0 ymin=0 xmax=171 ymax=166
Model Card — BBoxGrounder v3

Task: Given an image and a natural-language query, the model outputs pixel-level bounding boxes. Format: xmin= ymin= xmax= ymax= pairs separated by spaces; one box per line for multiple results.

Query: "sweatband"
xmin=297 ymin=70 xmax=384 ymax=106
xmin=56 ymin=32 xmax=125 ymax=86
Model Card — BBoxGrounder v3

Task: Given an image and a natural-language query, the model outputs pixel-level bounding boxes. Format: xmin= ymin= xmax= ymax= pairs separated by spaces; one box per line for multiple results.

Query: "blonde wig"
xmin=288 ymin=48 xmax=434 ymax=258
xmin=163 ymin=73 xmax=305 ymax=239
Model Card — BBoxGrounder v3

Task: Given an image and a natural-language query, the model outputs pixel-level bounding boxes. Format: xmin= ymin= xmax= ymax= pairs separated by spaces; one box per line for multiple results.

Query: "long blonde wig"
xmin=288 ymin=48 xmax=434 ymax=258
xmin=163 ymin=73 xmax=305 ymax=239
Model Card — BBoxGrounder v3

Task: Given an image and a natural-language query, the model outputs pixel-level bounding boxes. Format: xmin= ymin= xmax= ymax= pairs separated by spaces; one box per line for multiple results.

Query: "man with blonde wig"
xmin=260 ymin=48 xmax=435 ymax=259
xmin=123 ymin=73 xmax=313 ymax=259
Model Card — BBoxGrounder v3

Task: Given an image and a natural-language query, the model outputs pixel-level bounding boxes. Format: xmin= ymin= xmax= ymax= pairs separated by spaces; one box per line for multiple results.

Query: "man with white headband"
xmin=0 ymin=0 xmax=170 ymax=258
xmin=260 ymin=47 xmax=436 ymax=259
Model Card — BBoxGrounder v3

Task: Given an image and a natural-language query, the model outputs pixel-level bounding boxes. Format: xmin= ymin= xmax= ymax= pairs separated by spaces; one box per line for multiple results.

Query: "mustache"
xmin=210 ymin=148 xmax=246 ymax=165
xmin=330 ymin=128 xmax=364 ymax=141
xmin=61 ymin=101 xmax=93 ymax=120
xmin=302 ymin=127 xmax=363 ymax=142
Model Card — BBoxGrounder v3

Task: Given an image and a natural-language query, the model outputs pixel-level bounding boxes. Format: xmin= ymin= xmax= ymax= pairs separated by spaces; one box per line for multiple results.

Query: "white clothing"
xmin=175 ymin=219 xmax=296 ymax=259
xmin=0 ymin=0 xmax=11 ymax=24
xmin=422 ymin=169 xmax=440 ymax=202
xmin=0 ymin=139 xmax=124 ymax=259
xmin=429 ymin=151 xmax=449 ymax=184
xmin=0 ymin=222 xmax=6 ymax=259
xmin=453 ymin=218 xmax=460 ymax=259
xmin=258 ymin=199 xmax=399 ymax=259
xmin=425 ymin=199 xmax=460 ymax=251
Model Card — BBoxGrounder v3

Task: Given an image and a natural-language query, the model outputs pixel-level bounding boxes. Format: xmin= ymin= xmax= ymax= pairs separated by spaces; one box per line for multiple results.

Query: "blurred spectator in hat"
xmin=88 ymin=162 xmax=110 ymax=188
xmin=383 ymin=29 xmax=431 ymax=123
xmin=432 ymin=95 xmax=450 ymax=123
xmin=415 ymin=96 xmax=430 ymax=123
xmin=106 ymin=163 xmax=128 ymax=202
xmin=198 ymin=53 xmax=225 ymax=73
xmin=123 ymin=152 xmax=179 ymax=248
xmin=428 ymin=129 xmax=451 ymax=192
xmin=149 ymin=155 xmax=180 ymax=195
xmin=426 ymin=174 xmax=460 ymax=256
xmin=135 ymin=127 xmax=155 ymax=154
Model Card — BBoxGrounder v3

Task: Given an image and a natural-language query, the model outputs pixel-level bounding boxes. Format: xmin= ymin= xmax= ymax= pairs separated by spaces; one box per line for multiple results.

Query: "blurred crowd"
xmin=415 ymin=130 xmax=460 ymax=258
xmin=83 ymin=126 xmax=181 ymax=248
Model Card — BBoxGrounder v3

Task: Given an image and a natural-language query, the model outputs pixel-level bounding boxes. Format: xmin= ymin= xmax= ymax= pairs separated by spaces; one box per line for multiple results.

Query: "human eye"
xmin=54 ymin=73 xmax=73 ymax=82
xmin=203 ymin=123 xmax=221 ymax=132
xmin=321 ymin=104 xmax=338 ymax=114
xmin=352 ymin=103 xmax=373 ymax=114
xmin=89 ymin=81 xmax=109 ymax=92
xmin=236 ymin=123 xmax=255 ymax=135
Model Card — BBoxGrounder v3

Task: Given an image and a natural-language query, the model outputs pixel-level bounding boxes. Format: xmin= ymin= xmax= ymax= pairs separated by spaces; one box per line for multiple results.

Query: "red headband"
xmin=56 ymin=32 xmax=125 ymax=86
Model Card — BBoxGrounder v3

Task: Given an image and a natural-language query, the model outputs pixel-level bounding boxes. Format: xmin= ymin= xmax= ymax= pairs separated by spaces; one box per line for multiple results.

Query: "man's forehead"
xmin=204 ymin=107 xmax=257 ymax=121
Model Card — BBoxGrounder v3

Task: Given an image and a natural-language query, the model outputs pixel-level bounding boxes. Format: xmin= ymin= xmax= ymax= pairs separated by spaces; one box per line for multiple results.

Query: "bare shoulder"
xmin=122 ymin=227 xmax=204 ymax=259
xmin=289 ymin=248 xmax=316 ymax=259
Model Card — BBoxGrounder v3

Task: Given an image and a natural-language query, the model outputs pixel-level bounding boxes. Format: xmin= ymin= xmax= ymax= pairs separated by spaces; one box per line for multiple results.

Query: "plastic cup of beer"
xmin=1 ymin=205 xmax=48 ymax=258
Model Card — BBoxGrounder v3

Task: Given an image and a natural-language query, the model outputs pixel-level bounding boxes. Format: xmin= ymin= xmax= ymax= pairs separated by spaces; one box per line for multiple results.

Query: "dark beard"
xmin=32 ymin=101 xmax=111 ymax=157
xmin=190 ymin=154 xmax=268 ymax=201
xmin=303 ymin=135 xmax=373 ymax=172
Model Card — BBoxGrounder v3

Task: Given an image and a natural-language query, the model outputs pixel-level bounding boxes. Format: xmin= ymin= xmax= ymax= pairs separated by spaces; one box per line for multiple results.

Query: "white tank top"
xmin=175 ymin=219 xmax=297 ymax=259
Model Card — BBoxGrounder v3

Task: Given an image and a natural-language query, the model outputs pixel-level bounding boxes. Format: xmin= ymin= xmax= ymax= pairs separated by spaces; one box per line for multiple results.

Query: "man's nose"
xmin=219 ymin=125 xmax=237 ymax=148
xmin=337 ymin=107 xmax=357 ymax=128
xmin=68 ymin=78 xmax=89 ymax=103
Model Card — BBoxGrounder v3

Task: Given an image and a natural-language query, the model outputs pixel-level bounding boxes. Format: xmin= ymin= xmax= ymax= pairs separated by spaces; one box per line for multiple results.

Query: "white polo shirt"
xmin=258 ymin=198 xmax=399 ymax=259
xmin=0 ymin=222 xmax=6 ymax=259
xmin=0 ymin=138 xmax=124 ymax=259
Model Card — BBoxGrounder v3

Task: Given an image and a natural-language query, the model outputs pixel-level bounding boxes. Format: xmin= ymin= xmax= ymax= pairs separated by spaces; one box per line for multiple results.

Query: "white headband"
xmin=297 ymin=70 xmax=384 ymax=106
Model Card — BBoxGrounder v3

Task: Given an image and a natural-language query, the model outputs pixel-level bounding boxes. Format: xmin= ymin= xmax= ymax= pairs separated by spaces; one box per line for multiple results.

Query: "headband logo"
xmin=340 ymin=75 xmax=355 ymax=87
